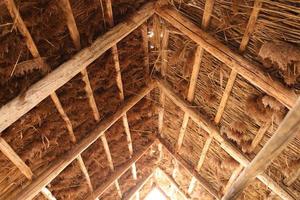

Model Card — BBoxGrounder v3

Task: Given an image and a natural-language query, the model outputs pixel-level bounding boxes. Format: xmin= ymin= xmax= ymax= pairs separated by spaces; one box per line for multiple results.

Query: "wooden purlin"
xmin=156 ymin=78 xmax=295 ymax=200
xmin=222 ymin=97 xmax=300 ymax=200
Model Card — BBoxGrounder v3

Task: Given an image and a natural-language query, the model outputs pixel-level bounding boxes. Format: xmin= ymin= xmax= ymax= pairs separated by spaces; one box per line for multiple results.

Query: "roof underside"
xmin=0 ymin=0 xmax=299 ymax=200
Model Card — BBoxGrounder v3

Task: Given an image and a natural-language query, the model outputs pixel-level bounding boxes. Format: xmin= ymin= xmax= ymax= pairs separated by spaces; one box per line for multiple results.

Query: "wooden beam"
xmin=158 ymin=27 xmax=169 ymax=137
xmin=155 ymin=5 xmax=297 ymax=109
xmin=157 ymin=167 xmax=191 ymax=200
xmin=159 ymin=138 xmax=220 ymax=199
xmin=0 ymin=2 xmax=155 ymax=134
xmin=156 ymin=78 xmax=294 ymax=200
xmin=87 ymin=140 xmax=157 ymax=200
xmin=250 ymin=121 xmax=271 ymax=153
xmin=0 ymin=138 xmax=33 ymax=180
xmin=222 ymin=97 xmax=300 ymax=200
xmin=6 ymin=82 xmax=155 ymax=200
xmin=122 ymin=172 xmax=154 ymax=200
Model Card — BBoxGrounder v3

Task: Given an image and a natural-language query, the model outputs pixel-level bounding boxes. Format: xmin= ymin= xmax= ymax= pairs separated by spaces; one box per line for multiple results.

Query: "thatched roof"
xmin=0 ymin=0 xmax=299 ymax=200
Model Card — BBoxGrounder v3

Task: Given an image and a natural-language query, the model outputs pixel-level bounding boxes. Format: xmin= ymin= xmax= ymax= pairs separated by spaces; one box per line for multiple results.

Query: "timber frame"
xmin=0 ymin=1 xmax=299 ymax=200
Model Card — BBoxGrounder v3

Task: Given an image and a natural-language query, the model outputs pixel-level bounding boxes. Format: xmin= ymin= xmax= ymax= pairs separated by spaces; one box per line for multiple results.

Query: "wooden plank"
xmin=155 ymin=6 xmax=297 ymax=109
xmin=157 ymin=167 xmax=190 ymax=200
xmin=159 ymin=138 xmax=221 ymax=200
xmin=156 ymin=78 xmax=294 ymax=200
xmin=222 ymin=97 xmax=300 ymax=200
xmin=6 ymin=82 xmax=155 ymax=200
xmin=122 ymin=172 xmax=154 ymax=200
xmin=87 ymin=140 xmax=157 ymax=200
xmin=0 ymin=2 xmax=155 ymax=134
xmin=0 ymin=137 xmax=33 ymax=179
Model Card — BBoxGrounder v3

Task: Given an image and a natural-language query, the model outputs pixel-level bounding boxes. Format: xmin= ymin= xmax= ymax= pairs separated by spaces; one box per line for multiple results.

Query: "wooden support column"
xmin=156 ymin=78 xmax=295 ymax=200
xmin=157 ymin=167 xmax=191 ymax=200
xmin=222 ymin=97 xmax=300 ymax=200
xmin=159 ymin=138 xmax=220 ymax=199
xmin=0 ymin=1 xmax=155 ymax=134
xmin=6 ymin=82 xmax=155 ymax=200
xmin=141 ymin=23 xmax=150 ymax=81
xmin=155 ymin=5 xmax=297 ymax=109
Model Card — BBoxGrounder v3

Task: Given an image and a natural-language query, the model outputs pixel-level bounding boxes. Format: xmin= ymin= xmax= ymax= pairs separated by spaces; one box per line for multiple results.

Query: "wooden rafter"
xmin=222 ymin=97 xmax=300 ymax=200
xmin=6 ymin=82 xmax=155 ymax=200
xmin=156 ymin=167 xmax=191 ymax=200
xmin=155 ymin=6 xmax=297 ymax=109
xmin=216 ymin=0 xmax=263 ymax=194
xmin=156 ymin=78 xmax=294 ymax=200
xmin=158 ymin=26 xmax=170 ymax=138
xmin=86 ymin=140 xmax=156 ymax=200
xmin=0 ymin=2 xmax=155 ymax=134
xmin=172 ymin=0 xmax=215 ymax=193
xmin=159 ymin=137 xmax=220 ymax=199
xmin=102 ymin=0 xmax=140 ymax=197
xmin=122 ymin=171 xmax=154 ymax=200
xmin=141 ymin=23 xmax=150 ymax=80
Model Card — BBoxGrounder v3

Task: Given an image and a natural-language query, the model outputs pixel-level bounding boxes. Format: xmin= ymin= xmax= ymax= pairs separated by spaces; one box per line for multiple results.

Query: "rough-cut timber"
xmin=0 ymin=2 xmax=155 ymax=133
xmin=222 ymin=97 xmax=300 ymax=200
xmin=156 ymin=78 xmax=294 ymax=200
xmin=6 ymin=82 xmax=156 ymax=200
xmin=155 ymin=6 xmax=297 ymax=109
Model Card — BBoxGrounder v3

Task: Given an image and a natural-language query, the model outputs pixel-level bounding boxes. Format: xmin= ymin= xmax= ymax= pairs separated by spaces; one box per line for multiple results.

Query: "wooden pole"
xmin=0 ymin=1 xmax=155 ymax=134
xmin=156 ymin=78 xmax=294 ymax=200
xmin=87 ymin=140 xmax=157 ymax=200
xmin=158 ymin=138 xmax=220 ymax=199
xmin=6 ymin=82 xmax=155 ymax=200
xmin=155 ymin=5 xmax=297 ymax=109
xmin=222 ymin=97 xmax=300 ymax=200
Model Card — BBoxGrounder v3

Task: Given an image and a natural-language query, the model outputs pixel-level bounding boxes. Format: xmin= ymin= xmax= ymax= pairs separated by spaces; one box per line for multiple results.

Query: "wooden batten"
xmin=156 ymin=78 xmax=294 ymax=200
xmin=222 ymin=97 xmax=300 ymax=200
xmin=6 ymin=83 xmax=155 ymax=200
xmin=155 ymin=6 xmax=297 ymax=109
xmin=0 ymin=1 xmax=155 ymax=134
